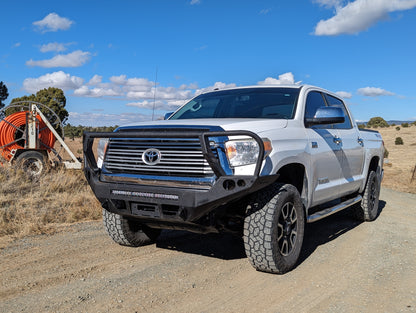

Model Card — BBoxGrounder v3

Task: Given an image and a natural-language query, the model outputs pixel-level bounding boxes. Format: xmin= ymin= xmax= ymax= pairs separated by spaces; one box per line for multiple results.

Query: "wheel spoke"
xmin=277 ymin=223 xmax=284 ymax=241
xmin=281 ymin=239 xmax=289 ymax=255
xmin=290 ymin=208 xmax=297 ymax=223
xmin=282 ymin=203 xmax=289 ymax=219
xmin=290 ymin=231 xmax=297 ymax=247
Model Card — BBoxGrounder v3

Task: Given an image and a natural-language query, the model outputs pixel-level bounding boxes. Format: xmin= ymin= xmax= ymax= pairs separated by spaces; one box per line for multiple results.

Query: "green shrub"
xmin=395 ymin=137 xmax=404 ymax=145
xmin=396 ymin=126 xmax=400 ymax=131
xmin=367 ymin=117 xmax=389 ymax=128
xmin=384 ymin=148 xmax=389 ymax=159
xmin=402 ymin=122 xmax=409 ymax=128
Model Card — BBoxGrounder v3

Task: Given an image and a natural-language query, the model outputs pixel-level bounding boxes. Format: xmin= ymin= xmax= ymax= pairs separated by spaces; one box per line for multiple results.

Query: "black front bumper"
xmin=83 ymin=129 xmax=277 ymax=227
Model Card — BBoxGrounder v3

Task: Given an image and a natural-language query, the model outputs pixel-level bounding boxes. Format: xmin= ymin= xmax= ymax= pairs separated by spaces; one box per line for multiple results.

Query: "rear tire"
xmin=102 ymin=209 xmax=161 ymax=247
xmin=16 ymin=151 xmax=47 ymax=177
xmin=353 ymin=170 xmax=380 ymax=221
xmin=244 ymin=183 xmax=305 ymax=274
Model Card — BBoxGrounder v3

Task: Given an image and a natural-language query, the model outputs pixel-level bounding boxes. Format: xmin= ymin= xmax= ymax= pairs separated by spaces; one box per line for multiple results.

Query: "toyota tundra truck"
xmin=83 ymin=84 xmax=384 ymax=274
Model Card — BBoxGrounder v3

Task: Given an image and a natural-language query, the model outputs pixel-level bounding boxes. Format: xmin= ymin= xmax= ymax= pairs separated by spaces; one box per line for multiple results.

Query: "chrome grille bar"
xmin=103 ymin=137 xmax=215 ymax=177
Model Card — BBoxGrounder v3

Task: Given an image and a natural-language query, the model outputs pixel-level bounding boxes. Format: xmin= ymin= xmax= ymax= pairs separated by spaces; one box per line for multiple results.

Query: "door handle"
xmin=333 ymin=136 xmax=342 ymax=145
xmin=357 ymin=138 xmax=364 ymax=146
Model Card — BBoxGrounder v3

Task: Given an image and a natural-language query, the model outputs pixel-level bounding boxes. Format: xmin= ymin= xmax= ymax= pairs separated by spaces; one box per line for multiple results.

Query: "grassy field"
xmin=377 ymin=125 xmax=416 ymax=194
xmin=1 ymin=126 xmax=415 ymax=240
xmin=0 ymin=166 xmax=101 ymax=239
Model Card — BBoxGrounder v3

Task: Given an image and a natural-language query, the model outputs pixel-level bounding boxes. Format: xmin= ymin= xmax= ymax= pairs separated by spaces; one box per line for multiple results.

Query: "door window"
xmin=324 ymin=94 xmax=352 ymax=129
xmin=304 ymin=91 xmax=328 ymax=129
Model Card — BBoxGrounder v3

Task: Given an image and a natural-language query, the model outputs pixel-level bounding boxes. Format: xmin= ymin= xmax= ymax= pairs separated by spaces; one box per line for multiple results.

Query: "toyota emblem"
xmin=142 ymin=148 xmax=161 ymax=165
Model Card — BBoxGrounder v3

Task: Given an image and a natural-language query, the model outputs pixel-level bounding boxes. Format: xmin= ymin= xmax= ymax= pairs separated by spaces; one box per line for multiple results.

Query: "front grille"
xmin=103 ymin=137 xmax=215 ymax=177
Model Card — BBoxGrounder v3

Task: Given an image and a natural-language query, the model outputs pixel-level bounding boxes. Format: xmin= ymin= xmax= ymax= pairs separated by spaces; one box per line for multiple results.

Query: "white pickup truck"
xmin=83 ymin=84 xmax=384 ymax=273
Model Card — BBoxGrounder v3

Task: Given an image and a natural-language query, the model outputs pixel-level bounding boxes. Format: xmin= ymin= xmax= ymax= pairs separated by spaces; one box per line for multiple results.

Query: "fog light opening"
xmin=223 ymin=180 xmax=236 ymax=191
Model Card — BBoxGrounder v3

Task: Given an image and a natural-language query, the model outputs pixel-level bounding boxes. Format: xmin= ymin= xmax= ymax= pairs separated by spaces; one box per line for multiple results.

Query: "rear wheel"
xmin=103 ymin=209 xmax=161 ymax=247
xmin=353 ymin=170 xmax=380 ymax=221
xmin=244 ymin=183 xmax=305 ymax=274
xmin=16 ymin=151 xmax=47 ymax=177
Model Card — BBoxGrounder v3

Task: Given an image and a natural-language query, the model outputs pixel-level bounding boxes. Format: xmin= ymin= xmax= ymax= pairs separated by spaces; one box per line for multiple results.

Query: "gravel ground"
xmin=1 ymin=187 xmax=415 ymax=313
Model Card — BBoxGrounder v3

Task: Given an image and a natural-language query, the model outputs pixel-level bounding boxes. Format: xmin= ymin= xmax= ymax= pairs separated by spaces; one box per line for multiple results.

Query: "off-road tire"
xmin=103 ymin=209 xmax=161 ymax=247
xmin=16 ymin=151 xmax=47 ymax=177
xmin=244 ymin=183 xmax=305 ymax=274
xmin=353 ymin=170 xmax=380 ymax=221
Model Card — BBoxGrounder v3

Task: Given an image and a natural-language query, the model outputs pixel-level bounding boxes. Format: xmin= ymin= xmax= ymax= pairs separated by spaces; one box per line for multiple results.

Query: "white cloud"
xmin=126 ymin=90 xmax=154 ymax=99
xmin=26 ymin=50 xmax=91 ymax=68
xmin=74 ymin=86 xmax=121 ymax=97
xmin=68 ymin=112 xmax=150 ymax=127
xmin=314 ymin=0 xmax=416 ymax=36
xmin=39 ymin=42 xmax=70 ymax=53
xmin=13 ymin=42 xmax=21 ymax=48
xmin=314 ymin=0 xmax=344 ymax=9
xmin=23 ymin=71 xmax=84 ymax=93
xmin=194 ymin=82 xmax=237 ymax=96
xmin=259 ymin=8 xmax=272 ymax=15
xmin=33 ymin=13 xmax=74 ymax=33
xmin=126 ymin=99 xmax=187 ymax=111
xmin=179 ymin=83 xmax=198 ymax=90
xmin=190 ymin=0 xmax=201 ymax=5
xmin=336 ymin=91 xmax=352 ymax=99
xmin=257 ymin=72 xmax=297 ymax=85
xmin=87 ymin=75 xmax=103 ymax=85
xmin=357 ymin=87 xmax=395 ymax=97
xmin=109 ymin=75 xmax=128 ymax=85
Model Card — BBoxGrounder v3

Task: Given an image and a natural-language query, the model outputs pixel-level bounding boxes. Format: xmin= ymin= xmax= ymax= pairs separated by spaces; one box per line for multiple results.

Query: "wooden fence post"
xmin=412 ymin=165 xmax=416 ymax=182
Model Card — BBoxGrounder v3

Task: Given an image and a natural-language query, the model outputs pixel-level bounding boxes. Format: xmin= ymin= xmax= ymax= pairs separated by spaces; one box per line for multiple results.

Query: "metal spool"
xmin=0 ymin=101 xmax=80 ymax=175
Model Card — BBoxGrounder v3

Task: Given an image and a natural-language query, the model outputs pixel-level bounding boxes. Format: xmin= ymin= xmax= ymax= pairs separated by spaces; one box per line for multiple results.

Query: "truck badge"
xmin=142 ymin=148 xmax=161 ymax=165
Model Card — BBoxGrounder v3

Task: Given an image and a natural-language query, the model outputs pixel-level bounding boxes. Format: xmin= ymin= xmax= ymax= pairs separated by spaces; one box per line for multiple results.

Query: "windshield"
xmin=169 ymin=87 xmax=299 ymax=120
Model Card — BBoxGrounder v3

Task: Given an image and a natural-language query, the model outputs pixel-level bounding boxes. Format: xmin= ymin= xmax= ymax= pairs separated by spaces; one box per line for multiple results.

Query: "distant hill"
xmin=386 ymin=120 xmax=416 ymax=125
xmin=357 ymin=120 xmax=416 ymax=126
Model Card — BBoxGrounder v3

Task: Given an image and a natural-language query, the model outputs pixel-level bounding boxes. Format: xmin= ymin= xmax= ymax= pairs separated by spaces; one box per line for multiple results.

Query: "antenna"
xmin=152 ymin=67 xmax=158 ymax=121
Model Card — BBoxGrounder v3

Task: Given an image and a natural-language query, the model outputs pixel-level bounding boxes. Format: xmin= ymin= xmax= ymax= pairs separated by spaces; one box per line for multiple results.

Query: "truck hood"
xmin=118 ymin=118 xmax=288 ymax=134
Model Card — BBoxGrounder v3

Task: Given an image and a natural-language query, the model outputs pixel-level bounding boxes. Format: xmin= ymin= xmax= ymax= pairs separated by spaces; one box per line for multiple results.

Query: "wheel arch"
xmin=368 ymin=155 xmax=380 ymax=173
xmin=274 ymin=162 xmax=309 ymax=210
xmin=275 ymin=163 xmax=305 ymax=195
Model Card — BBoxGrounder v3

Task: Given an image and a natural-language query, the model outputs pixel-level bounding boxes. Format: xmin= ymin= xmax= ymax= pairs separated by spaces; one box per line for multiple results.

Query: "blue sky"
xmin=1 ymin=0 xmax=416 ymax=126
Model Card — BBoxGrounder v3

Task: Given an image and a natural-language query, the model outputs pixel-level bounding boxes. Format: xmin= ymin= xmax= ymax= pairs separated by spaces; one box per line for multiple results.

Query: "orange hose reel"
xmin=0 ymin=111 xmax=55 ymax=161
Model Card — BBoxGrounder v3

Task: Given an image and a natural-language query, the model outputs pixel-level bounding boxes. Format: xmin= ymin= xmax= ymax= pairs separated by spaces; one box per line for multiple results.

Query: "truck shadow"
xmin=156 ymin=230 xmax=246 ymax=260
xmin=155 ymin=200 xmax=386 ymax=264
xmin=298 ymin=199 xmax=386 ymax=265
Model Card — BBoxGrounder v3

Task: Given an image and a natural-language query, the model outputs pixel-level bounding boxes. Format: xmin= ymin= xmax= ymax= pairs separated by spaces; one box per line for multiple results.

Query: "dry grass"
xmin=373 ymin=125 xmax=416 ymax=194
xmin=0 ymin=165 xmax=101 ymax=238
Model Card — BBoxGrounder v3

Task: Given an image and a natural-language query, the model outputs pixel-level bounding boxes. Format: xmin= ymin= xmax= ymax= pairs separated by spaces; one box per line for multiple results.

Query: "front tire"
xmin=103 ymin=209 xmax=161 ymax=247
xmin=244 ymin=183 xmax=305 ymax=274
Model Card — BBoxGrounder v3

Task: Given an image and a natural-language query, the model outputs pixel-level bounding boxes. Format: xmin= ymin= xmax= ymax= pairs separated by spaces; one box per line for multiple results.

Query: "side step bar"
xmin=307 ymin=195 xmax=362 ymax=223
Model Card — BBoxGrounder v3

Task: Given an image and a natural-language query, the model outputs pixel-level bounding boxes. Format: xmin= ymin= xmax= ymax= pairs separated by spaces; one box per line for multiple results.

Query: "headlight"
xmin=97 ymin=138 xmax=109 ymax=169
xmin=225 ymin=138 xmax=272 ymax=168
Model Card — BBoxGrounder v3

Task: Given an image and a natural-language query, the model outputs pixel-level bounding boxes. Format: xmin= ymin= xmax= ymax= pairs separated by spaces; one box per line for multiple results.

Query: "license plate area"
xmin=131 ymin=202 xmax=160 ymax=217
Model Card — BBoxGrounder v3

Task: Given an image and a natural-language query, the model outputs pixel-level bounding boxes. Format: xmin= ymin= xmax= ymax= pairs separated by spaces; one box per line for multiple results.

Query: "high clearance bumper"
xmin=83 ymin=129 xmax=277 ymax=226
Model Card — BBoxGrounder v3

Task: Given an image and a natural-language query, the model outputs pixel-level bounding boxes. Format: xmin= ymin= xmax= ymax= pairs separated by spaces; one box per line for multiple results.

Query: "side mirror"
xmin=164 ymin=112 xmax=174 ymax=120
xmin=305 ymin=107 xmax=345 ymax=126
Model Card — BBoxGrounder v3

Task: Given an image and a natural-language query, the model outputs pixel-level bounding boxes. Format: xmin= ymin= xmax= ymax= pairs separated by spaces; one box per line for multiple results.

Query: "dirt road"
xmin=1 ymin=187 xmax=415 ymax=313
